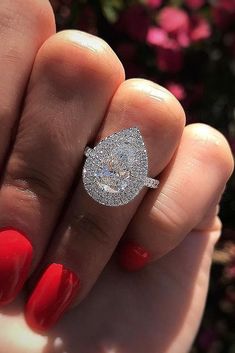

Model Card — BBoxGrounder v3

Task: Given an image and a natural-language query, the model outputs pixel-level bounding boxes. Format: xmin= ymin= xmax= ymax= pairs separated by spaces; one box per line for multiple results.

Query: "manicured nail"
xmin=0 ymin=228 xmax=33 ymax=305
xmin=119 ymin=241 xmax=151 ymax=271
xmin=25 ymin=263 xmax=80 ymax=332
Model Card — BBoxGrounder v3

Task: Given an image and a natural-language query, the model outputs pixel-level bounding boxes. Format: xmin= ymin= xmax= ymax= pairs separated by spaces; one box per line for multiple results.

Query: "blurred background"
xmin=49 ymin=1 xmax=235 ymax=352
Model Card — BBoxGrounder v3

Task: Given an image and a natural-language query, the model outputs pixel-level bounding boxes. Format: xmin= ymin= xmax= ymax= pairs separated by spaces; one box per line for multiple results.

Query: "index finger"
xmin=0 ymin=0 xmax=55 ymax=164
xmin=0 ymin=0 xmax=55 ymax=305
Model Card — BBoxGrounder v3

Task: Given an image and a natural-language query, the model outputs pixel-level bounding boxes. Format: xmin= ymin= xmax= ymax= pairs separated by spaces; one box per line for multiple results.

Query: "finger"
xmin=25 ymin=79 xmax=186 ymax=331
xmin=0 ymin=30 xmax=124 ymax=305
xmin=0 ymin=0 xmax=55 ymax=164
xmin=118 ymin=123 xmax=234 ymax=271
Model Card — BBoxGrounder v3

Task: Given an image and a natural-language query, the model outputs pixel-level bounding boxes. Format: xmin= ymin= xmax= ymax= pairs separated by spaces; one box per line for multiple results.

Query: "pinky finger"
xmin=119 ymin=123 xmax=234 ymax=271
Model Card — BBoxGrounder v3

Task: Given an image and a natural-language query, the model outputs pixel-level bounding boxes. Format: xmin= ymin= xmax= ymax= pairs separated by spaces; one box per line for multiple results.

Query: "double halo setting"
xmin=82 ymin=127 xmax=159 ymax=207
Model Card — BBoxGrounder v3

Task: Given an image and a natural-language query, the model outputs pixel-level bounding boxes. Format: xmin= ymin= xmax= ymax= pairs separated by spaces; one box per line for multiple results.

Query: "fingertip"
xmin=119 ymin=78 xmax=186 ymax=131
xmin=184 ymin=123 xmax=234 ymax=182
xmin=118 ymin=241 xmax=151 ymax=272
xmin=25 ymin=264 xmax=80 ymax=332
xmin=35 ymin=30 xmax=125 ymax=91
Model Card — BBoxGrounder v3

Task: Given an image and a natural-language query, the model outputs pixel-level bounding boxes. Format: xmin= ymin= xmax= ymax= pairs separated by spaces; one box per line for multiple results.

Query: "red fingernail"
xmin=0 ymin=228 xmax=33 ymax=305
xmin=25 ymin=263 xmax=80 ymax=332
xmin=119 ymin=241 xmax=151 ymax=271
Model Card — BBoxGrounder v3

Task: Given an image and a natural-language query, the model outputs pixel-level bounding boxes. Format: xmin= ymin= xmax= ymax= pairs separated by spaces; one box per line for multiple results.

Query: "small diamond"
xmin=83 ymin=127 xmax=151 ymax=206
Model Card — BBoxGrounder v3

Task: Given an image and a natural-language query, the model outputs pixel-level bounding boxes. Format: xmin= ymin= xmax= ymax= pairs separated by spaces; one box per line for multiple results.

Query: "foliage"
xmin=50 ymin=1 xmax=235 ymax=352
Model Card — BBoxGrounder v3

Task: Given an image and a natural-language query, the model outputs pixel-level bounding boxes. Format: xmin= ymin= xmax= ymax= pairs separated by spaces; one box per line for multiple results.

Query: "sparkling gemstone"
xmin=83 ymin=127 xmax=149 ymax=206
xmin=95 ymin=144 xmax=137 ymax=193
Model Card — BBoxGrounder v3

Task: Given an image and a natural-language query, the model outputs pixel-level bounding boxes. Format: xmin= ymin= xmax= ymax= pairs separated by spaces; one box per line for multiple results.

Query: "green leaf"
xmin=101 ymin=0 xmax=125 ymax=23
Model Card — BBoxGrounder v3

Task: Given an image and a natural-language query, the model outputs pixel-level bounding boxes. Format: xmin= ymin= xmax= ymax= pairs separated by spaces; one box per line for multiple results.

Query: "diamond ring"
xmin=82 ymin=127 xmax=159 ymax=207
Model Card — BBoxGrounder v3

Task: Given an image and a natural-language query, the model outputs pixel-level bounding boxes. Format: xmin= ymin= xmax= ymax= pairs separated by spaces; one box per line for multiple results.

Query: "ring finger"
xmin=25 ymin=79 xmax=186 ymax=331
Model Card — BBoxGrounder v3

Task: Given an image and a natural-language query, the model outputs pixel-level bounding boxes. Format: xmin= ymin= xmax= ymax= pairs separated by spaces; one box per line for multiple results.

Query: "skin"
xmin=0 ymin=1 xmax=234 ymax=352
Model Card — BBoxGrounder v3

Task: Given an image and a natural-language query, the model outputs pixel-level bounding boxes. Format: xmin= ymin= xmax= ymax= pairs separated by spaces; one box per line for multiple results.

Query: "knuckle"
xmin=154 ymin=205 xmax=183 ymax=236
xmin=149 ymin=213 xmax=183 ymax=257
xmin=70 ymin=213 xmax=113 ymax=249
xmin=152 ymin=193 xmax=189 ymax=241
xmin=5 ymin=158 xmax=62 ymax=203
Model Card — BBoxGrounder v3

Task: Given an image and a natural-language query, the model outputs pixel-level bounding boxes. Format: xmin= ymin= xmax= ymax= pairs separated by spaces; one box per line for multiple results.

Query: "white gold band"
xmin=145 ymin=177 xmax=159 ymax=189
xmin=84 ymin=147 xmax=93 ymax=158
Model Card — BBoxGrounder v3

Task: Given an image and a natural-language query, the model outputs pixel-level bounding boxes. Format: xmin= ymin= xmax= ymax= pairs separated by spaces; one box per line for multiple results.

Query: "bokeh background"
xmin=50 ymin=1 xmax=235 ymax=352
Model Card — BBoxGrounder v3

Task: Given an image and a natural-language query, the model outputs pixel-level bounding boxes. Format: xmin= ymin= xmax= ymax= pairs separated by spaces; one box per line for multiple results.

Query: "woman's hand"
xmin=0 ymin=1 xmax=233 ymax=352
xmin=0 ymin=224 xmax=226 ymax=353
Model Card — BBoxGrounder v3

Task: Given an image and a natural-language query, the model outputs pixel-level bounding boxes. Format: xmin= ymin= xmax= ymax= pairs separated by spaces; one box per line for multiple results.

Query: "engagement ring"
xmin=82 ymin=127 xmax=159 ymax=206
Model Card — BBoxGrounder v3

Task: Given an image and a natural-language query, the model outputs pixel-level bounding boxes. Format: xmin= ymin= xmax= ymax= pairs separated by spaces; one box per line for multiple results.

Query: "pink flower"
xmin=147 ymin=26 xmax=190 ymax=48
xmin=147 ymin=27 xmax=169 ymax=46
xmin=185 ymin=0 xmax=205 ymax=10
xmin=156 ymin=46 xmax=184 ymax=72
xmin=146 ymin=0 xmax=162 ymax=8
xmin=158 ymin=7 xmax=190 ymax=35
xmin=165 ymin=82 xmax=186 ymax=100
xmin=116 ymin=4 xmax=149 ymax=41
xmin=190 ymin=16 xmax=211 ymax=42
xmin=177 ymin=31 xmax=191 ymax=47
xmin=157 ymin=7 xmax=191 ymax=47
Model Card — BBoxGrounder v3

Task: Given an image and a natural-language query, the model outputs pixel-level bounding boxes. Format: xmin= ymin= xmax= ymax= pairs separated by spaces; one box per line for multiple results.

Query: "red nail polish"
xmin=25 ymin=263 xmax=80 ymax=332
xmin=0 ymin=228 xmax=33 ymax=305
xmin=119 ymin=241 xmax=151 ymax=271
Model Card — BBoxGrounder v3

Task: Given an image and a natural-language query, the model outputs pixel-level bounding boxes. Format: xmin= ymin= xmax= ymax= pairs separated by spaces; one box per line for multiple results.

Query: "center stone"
xmin=95 ymin=144 xmax=136 ymax=194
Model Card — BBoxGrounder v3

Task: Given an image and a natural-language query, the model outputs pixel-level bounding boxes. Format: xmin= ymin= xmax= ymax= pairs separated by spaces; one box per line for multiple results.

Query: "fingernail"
xmin=119 ymin=241 xmax=151 ymax=271
xmin=25 ymin=263 xmax=80 ymax=332
xmin=0 ymin=228 xmax=33 ymax=305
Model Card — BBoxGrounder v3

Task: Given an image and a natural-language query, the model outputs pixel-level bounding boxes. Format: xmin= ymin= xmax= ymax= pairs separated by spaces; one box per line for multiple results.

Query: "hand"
xmin=0 ymin=1 xmax=233 ymax=353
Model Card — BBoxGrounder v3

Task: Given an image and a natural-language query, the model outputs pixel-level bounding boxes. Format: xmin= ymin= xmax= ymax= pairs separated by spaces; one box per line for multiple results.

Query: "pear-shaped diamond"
xmin=83 ymin=127 xmax=148 ymax=206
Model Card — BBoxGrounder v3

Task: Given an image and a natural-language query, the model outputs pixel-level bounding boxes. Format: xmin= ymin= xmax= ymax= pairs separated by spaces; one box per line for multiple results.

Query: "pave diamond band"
xmin=145 ymin=177 xmax=159 ymax=189
xmin=84 ymin=147 xmax=93 ymax=158
xmin=82 ymin=127 xmax=159 ymax=207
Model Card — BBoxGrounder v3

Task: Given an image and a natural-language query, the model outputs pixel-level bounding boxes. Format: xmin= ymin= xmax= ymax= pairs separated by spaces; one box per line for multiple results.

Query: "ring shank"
xmin=145 ymin=177 xmax=159 ymax=189
xmin=84 ymin=147 xmax=93 ymax=157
